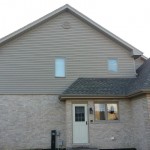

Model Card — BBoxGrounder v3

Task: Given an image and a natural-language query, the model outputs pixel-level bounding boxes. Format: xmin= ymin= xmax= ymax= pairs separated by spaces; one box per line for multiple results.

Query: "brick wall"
xmin=0 ymin=95 xmax=149 ymax=150
xmin=66 ymin=99 xmax=135 ymax=149
xmin=131 ymin=95 xmax=150 ymax=150
xmin=0 ymin=95 xmax=66 ymax=150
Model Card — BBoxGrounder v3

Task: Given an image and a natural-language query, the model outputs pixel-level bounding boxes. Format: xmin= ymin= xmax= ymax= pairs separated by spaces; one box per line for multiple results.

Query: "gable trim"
xmin=0 ymin=4 xmax=143 ymax=57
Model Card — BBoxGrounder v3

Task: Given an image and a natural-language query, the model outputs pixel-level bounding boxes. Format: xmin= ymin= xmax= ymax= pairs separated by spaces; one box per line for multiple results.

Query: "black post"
xmin=51 ymin=130 xmax=56 ymax=150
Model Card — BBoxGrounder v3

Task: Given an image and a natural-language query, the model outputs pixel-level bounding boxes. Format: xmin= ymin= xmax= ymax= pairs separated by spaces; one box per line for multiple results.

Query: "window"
xmin=95 ymin=103 xmax=119 ymax=121
xmin=55 ymin=58 xmax=65 ymax=77
xmin=108 ymin=58 xmax=118 ymax=72
xmin=75 ymin=106 xmax=85 ymax=122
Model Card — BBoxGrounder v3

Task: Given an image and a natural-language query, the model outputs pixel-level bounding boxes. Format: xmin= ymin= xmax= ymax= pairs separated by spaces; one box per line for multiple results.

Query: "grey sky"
xmin=0 ymin=0 xmax=150 ymax=57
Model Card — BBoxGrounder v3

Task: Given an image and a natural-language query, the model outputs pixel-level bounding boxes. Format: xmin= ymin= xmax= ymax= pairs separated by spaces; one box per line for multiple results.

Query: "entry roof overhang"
xmin=59 ymin=89 xmax=150 ymax=101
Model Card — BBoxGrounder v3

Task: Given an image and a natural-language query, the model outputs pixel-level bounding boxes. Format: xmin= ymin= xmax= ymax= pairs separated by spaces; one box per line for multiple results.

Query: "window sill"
xmin=55 ymin=76 xmax=66 ymax=78
xmin=93 ymin=120 xmax=121 ymax=124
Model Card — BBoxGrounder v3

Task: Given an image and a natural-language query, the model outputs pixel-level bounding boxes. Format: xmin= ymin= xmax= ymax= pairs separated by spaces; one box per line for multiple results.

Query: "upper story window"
xmin=55 ymin=57 xmax=65 ymax=77
xmin=95 ymin=103 xmax=119 ymax=121
xmin=108 ymin=58 xmax=118 ymax=72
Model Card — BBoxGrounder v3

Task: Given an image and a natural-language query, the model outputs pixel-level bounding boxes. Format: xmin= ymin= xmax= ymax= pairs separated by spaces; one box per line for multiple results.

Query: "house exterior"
xmin=0 ymin=4 xmax=150 ymax=150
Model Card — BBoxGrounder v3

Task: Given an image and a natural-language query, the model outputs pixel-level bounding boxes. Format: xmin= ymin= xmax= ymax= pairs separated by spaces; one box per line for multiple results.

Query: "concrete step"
xmin=71 ymin=147 xmax=98 ymax=150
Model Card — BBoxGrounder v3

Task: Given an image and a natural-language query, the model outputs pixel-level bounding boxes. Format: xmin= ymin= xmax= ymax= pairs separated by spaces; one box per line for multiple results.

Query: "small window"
xmin=108 ymin=58 xmax=118 ymax=72
xmin=55 ymin=58 xmax=65 ymax=77
xmin=75 ymin=106 xmax=85 ymax=122
xmin=95 ymin=103 xmax=119 ymax=121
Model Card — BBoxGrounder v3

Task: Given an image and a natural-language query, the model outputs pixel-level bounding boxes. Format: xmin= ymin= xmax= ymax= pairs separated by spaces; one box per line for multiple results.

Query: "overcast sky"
xmin=0 ymin=0 xmax=150 ymax=57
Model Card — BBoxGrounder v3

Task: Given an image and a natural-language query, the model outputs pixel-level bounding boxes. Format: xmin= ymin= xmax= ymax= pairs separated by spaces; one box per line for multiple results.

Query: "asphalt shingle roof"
xmin=61 ymin=58 xmax=150 ymax=97
xmin=62 ymin=78 xmax=132 ymax=96
xmin=128 ymin=58 xmax=150 ymax=94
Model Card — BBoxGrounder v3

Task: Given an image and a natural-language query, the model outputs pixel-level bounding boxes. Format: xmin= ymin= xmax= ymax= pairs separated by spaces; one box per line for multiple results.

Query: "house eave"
xmin=127 ymin=89 xmax=150 ymax=98
xmin=0 ymin=4 xmax=143 ymax=57
xmin=59 ymin=95 xmax=126 ymax=101
xmin=59 ymin=89 xmax=150 ymax=101
xmin=66 ymin=5 xmax=143 ymax=57
xmin=0 ymin=5 xmax=68 ymax=46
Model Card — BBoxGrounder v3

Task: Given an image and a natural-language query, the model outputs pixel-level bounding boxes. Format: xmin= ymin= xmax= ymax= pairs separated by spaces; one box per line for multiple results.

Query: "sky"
xmin=0 ymin=0 xmax=150 ymax=57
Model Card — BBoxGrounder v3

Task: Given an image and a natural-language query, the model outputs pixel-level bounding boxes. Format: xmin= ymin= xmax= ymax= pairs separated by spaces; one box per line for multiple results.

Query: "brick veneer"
xmin=66 ymin=99 xmax=135 ymax=149
xmin=0 ymin=95 xmax=149 ymax=150
xmin=0 ymin=95 xmax=66 ymax=150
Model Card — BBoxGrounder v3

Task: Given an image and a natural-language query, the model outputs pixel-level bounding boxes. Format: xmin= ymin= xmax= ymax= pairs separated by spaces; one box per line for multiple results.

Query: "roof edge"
xmin=0 ymin=4 xmax=68 ymax=46
xmin=59 ymin=95 xmax=126 ymax=101
xmin=66 ymin=5 xmax=143 ymax=56
xmin=59 ymin=89 xmax=150 ymax=101
xmin=141 ymin=55 xmax=148 ymax=60
xmin=0 ymin=4 xmax=143 ymax=57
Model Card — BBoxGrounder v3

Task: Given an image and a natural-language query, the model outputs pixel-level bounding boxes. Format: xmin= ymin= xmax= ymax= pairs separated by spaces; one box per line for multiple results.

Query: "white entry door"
xmin=73 ymin=104 xmax=88 ymax=144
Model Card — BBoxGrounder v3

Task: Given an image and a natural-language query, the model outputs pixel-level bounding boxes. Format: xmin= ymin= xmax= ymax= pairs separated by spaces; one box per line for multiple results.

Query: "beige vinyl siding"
xmin=0 ymin=12 xmax=136 ymax=94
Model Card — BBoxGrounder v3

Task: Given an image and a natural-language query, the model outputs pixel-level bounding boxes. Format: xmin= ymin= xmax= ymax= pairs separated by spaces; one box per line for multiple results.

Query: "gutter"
xmin=59 ymin=89 xmax=150 ymax=101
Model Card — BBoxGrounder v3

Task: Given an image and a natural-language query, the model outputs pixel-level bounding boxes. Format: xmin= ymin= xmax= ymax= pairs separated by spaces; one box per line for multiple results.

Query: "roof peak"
xmin=0 ymin=4 xmax=143 ymax=57
xmin=64 ymin=4 xmax=71 ymax=7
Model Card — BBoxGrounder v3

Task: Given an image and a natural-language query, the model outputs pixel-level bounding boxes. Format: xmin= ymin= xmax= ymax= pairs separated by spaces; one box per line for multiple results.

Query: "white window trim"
xmin=55 ymin=57 xmax=66 ymax=77
xmin=94 ymin=102 xmax=119 ymax=121
xmin=107 ymin=58 xmax=118 ymax=73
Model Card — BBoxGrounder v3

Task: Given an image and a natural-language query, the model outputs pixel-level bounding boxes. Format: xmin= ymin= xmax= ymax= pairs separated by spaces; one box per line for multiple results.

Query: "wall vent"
xmin=61 ymin=21 xmax=71 ymax=29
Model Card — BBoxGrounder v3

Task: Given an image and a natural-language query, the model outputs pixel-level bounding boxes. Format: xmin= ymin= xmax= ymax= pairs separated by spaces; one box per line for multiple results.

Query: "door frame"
xmin=72 ymin=104 xmax=89 ymax=144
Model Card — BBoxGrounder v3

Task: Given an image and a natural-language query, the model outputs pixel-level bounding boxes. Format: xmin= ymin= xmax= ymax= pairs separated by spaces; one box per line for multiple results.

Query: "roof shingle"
xmin=61 ymin=58 xmax=150 ymax=98
xmin=128 ymin=58 xmax=150 ymax=94
xmin=62 ymin=78 xmax=132 ymax=96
